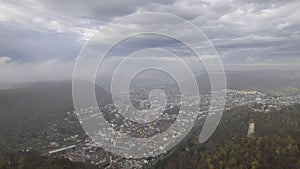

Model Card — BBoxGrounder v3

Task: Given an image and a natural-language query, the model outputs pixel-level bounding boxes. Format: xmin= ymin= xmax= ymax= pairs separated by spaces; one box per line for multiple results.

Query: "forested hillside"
xmin=154 ymin=104 xmax=300 ymax=169
xmin=0 ymin=81 xmax=111 ymax=152
xmin=0 ymin=151 xmax=97 ymax=169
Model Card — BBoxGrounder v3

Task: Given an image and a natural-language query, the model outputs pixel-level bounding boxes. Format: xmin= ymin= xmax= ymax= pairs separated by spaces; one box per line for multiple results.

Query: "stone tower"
xmin=247 ymin=118 xmax=255 ymax=137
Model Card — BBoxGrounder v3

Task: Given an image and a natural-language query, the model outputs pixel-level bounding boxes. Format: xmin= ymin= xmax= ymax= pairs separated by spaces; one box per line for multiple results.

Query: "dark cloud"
xmin=27 ymin=0 xmax=175 ymax=21
xmin=0 ymin=22 xmax=81 ymax=61
xmin=0 ymin=0 xmax=299 ymax=85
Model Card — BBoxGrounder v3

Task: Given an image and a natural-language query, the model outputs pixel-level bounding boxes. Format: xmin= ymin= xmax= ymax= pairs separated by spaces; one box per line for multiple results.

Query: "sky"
xmin=0 ymin=0 xmax=299 ymax=86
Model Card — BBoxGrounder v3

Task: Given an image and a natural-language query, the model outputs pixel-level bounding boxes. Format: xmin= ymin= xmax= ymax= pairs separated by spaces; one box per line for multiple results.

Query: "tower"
xmin=247 ymin=118 xmax=255 ymax=137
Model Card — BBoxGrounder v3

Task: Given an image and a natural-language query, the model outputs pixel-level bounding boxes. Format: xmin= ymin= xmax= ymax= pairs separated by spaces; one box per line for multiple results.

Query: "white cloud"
xmin=277 ymin=22 xmax=290 ymax=30
xmin=0 ymin=56 xmax=11 ymax=65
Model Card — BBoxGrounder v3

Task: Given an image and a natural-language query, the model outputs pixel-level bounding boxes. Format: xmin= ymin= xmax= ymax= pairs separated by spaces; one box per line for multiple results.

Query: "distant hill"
xmin=97 ymin=70 xmax=300 ymax=95
xmin=196 ymin=70 xmax=300 ymax=95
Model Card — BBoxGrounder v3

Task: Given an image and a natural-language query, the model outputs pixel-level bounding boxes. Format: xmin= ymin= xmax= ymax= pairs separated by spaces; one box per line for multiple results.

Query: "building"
xmin=247 ymin=118 xmax=255 ymax=137
xmin=48 ymin=145 xmax=77 ymax=156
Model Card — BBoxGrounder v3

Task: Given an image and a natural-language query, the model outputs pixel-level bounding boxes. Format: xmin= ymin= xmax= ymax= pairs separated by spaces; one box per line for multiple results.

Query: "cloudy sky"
xmin=0 ymin=0 xmax=299 ymax=86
